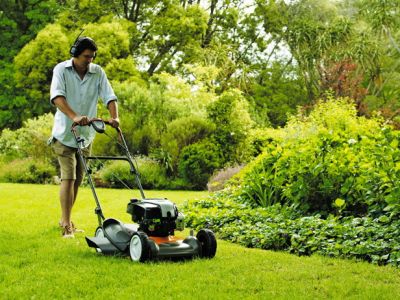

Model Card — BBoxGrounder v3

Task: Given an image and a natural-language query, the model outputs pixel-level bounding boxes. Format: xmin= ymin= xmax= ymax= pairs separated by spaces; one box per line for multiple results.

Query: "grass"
xmin=0 ymin=183 xmax=400 ymax=299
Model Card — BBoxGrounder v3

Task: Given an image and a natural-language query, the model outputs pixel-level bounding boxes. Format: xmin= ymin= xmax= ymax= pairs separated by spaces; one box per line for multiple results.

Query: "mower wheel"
xmin=129 ymin=232 xmax=151 ymax=262
xmin=95 ymin=226 xmax=104 ymax=238
xmin=94 ymin=226 xmax=105 ymax=253
xmin=197 ymin=229 xmax=217 ymax=258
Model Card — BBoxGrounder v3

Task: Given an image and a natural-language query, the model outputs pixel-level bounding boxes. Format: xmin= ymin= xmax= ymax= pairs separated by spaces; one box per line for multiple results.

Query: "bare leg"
xmin=60 ymin=179 xmax=75 ymax=227
xmin=72 ymin=178 xmax=81 ymax=206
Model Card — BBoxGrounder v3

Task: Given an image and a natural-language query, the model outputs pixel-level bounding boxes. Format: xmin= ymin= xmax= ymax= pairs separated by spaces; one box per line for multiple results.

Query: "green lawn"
xmin=0 ymin=183 xmax=399 ymax=299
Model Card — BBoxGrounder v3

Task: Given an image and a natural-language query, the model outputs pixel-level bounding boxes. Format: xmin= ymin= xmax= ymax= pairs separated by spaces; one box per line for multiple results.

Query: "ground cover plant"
xmin=184 ymin=195 xmax=400 ymax=266
xmin=1 ymin=183 xmax=400 ymax=299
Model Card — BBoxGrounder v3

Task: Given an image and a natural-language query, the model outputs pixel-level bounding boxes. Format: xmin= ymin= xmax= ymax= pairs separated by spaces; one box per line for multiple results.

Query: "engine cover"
xmin=127 ymin=198 xmax=179 ymax=237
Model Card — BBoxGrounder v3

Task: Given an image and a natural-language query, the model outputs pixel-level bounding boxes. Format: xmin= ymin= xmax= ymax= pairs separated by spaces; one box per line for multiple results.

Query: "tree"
xmin=256 ymin=0 xmax=354 ymax=100
xmin=13 ymin=24 xmax=69 ymax=120
xmin=0 ymin=0 xmax=60 ymax=130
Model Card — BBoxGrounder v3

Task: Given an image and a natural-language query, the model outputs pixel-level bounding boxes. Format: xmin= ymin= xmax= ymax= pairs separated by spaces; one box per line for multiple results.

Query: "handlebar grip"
xmin=71 ymin=118 xmax=121 ymax=134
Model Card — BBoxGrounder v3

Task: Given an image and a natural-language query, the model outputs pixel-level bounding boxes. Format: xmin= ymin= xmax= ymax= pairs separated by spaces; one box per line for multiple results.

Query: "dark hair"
xmin=73 ymin=37 xmax=97 ymax=57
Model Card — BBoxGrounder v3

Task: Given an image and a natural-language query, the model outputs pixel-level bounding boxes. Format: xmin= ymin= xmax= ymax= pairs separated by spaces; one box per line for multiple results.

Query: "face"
xmin=74 ymin=49 xmax=96 ymax=69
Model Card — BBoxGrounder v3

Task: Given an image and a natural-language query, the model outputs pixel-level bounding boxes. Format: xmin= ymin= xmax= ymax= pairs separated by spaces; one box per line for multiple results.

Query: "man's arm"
xmin=107 ymin=100 xmax=119 ymax=128
xmin=53 ymin=96 xmax=89 ymax=125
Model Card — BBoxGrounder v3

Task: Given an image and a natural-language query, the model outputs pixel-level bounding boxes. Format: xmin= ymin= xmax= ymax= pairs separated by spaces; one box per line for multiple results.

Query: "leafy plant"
xmin=184 ymin=195 xmax=400 ymax=267
xmin=0 ymin=158 xmax=56 ymax=184
xmin=234 ymin=97 xmax=400 ymax=216
xmin=178 ymin=140 xmax=222 ymax=190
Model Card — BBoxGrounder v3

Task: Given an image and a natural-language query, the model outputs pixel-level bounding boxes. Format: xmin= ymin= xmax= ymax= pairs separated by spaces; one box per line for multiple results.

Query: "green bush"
xmin=97 ymin=157 xmax=192 ymax=190
xmin=0 ymin=113 xmax=54 ymax=161
xmin=0 ymin=158 xmax=56 ymax=184
xmin=234 ymin=97 xmax=400 ymax=216
xmin=206 ymin=89 xmax=254 ymax=164
xmin=159 ymin=115 xmax=215 ymax=173
xmin=98 ymin=158 xmax=160 ymax=189
xmin=178 ymin=140 xmax=222 ymax=190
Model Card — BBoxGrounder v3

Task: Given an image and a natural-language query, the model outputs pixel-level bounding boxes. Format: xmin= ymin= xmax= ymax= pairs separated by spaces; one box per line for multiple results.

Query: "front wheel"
xmin=95 ymin=226 xmax=104 ymax=238
xmin=197 ymin=229 xmax=217 ymax=258
xmin=94 ymin=226 xmax=105 ymax=253
xmin=129 ymin=232 xmax=151 ymax=262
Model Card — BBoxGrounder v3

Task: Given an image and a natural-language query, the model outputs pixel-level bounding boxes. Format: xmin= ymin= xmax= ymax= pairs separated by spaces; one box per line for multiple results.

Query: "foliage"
xmin=0 ymin=113 xmax=56 ymax=184
xmin=207 ymin=89 xmax=254 ymax=164
xmin=114 ymin=73 xmax=215 ymax=155
xmin=178 ymin=140 xmax=222 ymax=190
xmin=73 ymin=20 xmax=133 ymax=68
xmin=184 ymin=196 xmax=400 ymax=267
xmin=0 ymin=158 xmax=55 ymax=184
xmin=0 ymin=113 xmax=54 ymax=162
xmin=104 ymin=56 xmax=143 ymax=83
xmin=0 ymin=0 xmax=59 ymax=62
xmin=188 ymin=186 xmax=400 ymax=265
xmin=97 ymin=157 xmax=191 ymax=190
xmin=13 ymin=24 xmax=69 ymax=119
xmin=257 ymin=0 xmax=355 ymax=99
xmin=234 ymin=97 xmax=400 ymax=216
xmin=0 ymin=62 xmax=26 ymax=130
xmin=248 ymin=62 xmax=308 ymax=127
xmin=159 ymin=115 xmax=215 ymax=173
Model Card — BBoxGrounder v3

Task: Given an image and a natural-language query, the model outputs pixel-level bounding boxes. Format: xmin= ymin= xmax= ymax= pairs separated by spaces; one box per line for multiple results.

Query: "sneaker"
xmin=71 ymin=222 xmax=84 ymax=233
xmin=62 ymin=224 xmax=75 ymax=238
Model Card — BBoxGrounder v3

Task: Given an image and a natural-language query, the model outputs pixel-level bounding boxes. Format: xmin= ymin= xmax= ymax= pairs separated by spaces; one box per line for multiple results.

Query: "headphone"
xmin=69 ymin=29 xmax=97 ymax=58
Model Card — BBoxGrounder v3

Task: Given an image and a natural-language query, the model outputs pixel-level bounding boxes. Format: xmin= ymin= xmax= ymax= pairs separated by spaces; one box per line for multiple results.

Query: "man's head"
xmin=70 ymin=37 xmax=97 ymax=69
xmin=70 ymin=37 xmax=97 ymax=58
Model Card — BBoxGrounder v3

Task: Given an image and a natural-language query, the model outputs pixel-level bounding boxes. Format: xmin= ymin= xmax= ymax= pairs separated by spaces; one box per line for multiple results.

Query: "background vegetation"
xmin=2 ymin=0 xmax=400 ymax=189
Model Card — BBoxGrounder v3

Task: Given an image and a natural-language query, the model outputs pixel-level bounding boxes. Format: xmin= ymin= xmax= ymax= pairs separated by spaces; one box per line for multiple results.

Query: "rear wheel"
xmin=197 ymin=229 xmax=217 ymax=258
xmin=129 ymin=232 xmax=151 ymax=262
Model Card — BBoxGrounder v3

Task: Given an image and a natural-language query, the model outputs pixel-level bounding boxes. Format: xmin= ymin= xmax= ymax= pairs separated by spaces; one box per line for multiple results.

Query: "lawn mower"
xmin=71 ymin=119 xmax=217 ymax=262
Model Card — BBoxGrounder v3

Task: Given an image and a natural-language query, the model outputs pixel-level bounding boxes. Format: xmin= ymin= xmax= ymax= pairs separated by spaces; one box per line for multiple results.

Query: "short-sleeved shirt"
xmin=50 ymin=59 xmax=117 ymax=148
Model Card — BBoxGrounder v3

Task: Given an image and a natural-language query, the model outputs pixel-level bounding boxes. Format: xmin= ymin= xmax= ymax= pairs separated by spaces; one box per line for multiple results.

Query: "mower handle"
xmin=71 ymin=118 xmax=121 ymax=134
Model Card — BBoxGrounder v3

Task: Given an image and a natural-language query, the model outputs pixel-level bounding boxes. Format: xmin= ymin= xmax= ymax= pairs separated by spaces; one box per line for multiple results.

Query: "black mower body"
xmin=73 ymin=119 xmax=216 ymax=262
xmin=85 ymin=217 xmax=204 ymax=261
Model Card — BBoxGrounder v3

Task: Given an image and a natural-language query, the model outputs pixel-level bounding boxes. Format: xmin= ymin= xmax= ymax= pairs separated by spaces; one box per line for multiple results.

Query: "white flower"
xmin=348 ymin=138 xmax=357 ymax=145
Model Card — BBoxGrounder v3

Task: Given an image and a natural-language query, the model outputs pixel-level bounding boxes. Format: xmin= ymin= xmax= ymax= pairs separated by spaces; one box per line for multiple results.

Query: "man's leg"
xmin=72 ymin=144 xmax=91 ymax=207
xmin=52 ymin=140 xmax=77 ymax=237
xmin=60 ymin=179 xmax=75 ymax=227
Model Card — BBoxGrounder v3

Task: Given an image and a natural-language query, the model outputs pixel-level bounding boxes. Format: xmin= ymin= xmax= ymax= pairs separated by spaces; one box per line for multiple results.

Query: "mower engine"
xmin=127 ymin=199 xmax=185 ymax=237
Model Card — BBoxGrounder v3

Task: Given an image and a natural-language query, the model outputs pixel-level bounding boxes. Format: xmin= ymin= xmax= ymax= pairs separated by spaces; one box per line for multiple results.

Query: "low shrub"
xmin=160 ymin=115 xmax=215 ymax=172
xmin=0 ymin=158 xmax=56 ymax=184
xmin=178 ymin=140 xmax=222 ymax=190
xmin=0 ymin=113 xmax=54 ymax=161
xmin=97 ymin=157 xmax=193 ymax=190
xmin=98 ymin=157 xmax=163 ymax=189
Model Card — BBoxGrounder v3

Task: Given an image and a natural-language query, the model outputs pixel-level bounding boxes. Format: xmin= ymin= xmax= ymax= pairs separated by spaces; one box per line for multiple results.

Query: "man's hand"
xmin=73 ymin=115 xmax=89 ymax=126
xmin=108 ymin=117 xmax=120 ymax=128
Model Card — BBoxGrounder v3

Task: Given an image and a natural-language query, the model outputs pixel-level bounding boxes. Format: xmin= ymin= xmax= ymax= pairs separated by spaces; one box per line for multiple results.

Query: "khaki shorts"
xmin=52 ymin=139 xmax=91 ymax=181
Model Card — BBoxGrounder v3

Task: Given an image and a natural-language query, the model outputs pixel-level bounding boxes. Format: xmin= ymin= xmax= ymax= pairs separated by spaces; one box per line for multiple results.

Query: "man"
xmin=49 ymin=36 xmax=119 ymax=238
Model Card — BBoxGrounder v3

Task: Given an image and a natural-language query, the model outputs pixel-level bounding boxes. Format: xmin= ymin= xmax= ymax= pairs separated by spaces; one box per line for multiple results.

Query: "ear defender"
xmin=69 ymin=43 xmax=78 ymax=57
xmin=69 ymin=34 xmax=97 ymax=58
